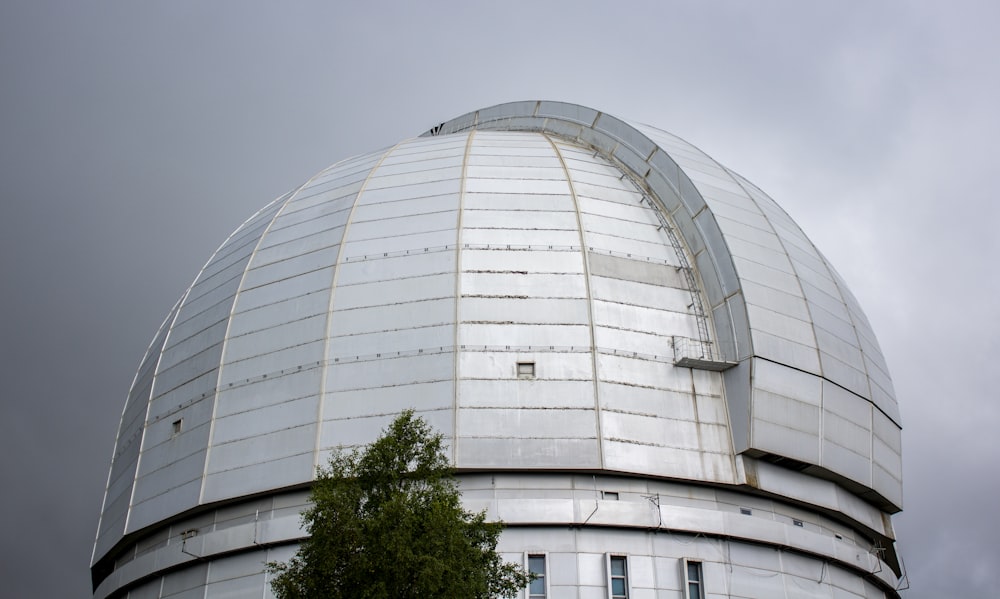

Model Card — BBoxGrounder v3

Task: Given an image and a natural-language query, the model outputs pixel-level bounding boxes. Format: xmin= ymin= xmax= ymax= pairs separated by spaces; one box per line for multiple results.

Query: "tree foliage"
xmin=268 ymin=410 xmax=530 ymax=599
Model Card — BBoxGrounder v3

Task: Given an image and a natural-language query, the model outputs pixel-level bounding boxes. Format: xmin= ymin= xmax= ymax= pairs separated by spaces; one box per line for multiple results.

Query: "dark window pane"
xmin=611 ymin=557 xmax=625 ymax=576
xmin=529 ymin=556 xmax=545 ymax=574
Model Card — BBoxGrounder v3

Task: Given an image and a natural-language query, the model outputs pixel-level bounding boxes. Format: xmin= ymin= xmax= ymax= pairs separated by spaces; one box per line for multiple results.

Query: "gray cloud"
xmin=1 ymin=1 xmax=995 ymax=596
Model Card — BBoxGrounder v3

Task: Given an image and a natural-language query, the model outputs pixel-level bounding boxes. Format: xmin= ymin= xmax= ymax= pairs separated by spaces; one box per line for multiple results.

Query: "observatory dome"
xmin=94 ymin=102 xmax=903 ymax=598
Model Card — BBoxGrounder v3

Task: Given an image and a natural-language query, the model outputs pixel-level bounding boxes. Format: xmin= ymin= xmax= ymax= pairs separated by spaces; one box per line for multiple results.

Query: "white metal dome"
xmin=94 ymin=102 xmax=903 ymax=598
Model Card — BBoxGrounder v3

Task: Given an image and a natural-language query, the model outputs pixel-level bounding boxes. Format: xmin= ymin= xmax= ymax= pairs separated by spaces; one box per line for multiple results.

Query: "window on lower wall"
xmin=608 ymin=555 xmax=629 ymax=599
xmin=683 ymin=559 xmax=703 ymax=599
xmin=527 ymin=554 xmax=546 ymax=598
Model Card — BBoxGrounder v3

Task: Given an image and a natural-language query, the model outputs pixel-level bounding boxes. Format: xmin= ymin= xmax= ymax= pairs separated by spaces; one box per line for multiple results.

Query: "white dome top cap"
xmin=425 ymin=100 xmax=900 ymax=427
xmin=425 ymin=101 xmax=741 ymax=363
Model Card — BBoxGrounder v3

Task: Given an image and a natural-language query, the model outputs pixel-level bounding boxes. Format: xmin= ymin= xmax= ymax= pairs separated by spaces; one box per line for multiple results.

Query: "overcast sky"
xmin=1 ymin=2 xmax=997 ymax=597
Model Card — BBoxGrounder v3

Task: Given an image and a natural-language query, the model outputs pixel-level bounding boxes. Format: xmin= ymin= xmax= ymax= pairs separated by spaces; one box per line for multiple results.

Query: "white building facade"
xmin=93 ymin=102 xmax=903 ymax=598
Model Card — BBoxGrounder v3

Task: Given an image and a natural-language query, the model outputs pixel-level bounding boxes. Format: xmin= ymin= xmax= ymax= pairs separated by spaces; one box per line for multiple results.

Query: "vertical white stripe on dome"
xmin=740 ymin=172 xmax=877 ymax=397
xmin=715 ymin=169 xmax=830 ymax=461
xmin=704 ymin=158 xmax=824 ymax=459
xmin=452 ymin=130 xmax=476 ymax=462
xmin=543 ymin=133 xmax=605 ymax=468
xmin=197 ymin=176 xmax=330 ymax=504
xmin=92 ymin=296 xmax=180 ymax=564
xmin=312 ymin=141 xmax=405 ymax=471
xmin=126 ymin=192 xmax=289 ymax=529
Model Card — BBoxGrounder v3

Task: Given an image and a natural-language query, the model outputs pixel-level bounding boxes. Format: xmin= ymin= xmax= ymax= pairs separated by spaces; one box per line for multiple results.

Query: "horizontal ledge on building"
xmin=96 ymin=498 xmax=899 ymax=599
xmin=673 ymin=356 xmax=738 ymax=371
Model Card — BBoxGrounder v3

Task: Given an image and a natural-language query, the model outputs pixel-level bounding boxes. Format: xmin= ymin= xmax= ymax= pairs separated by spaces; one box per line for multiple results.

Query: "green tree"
xmin=268 ymin=410 xmax=530 ymax=599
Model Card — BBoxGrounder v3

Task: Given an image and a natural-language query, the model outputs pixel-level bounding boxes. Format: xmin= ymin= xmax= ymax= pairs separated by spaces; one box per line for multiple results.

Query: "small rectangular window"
xmin=609 ymin=555 xmax=629 ymax=599
xmin=739 ymin=507 xmax=752 ymax=516
xmin=602 ymin=491 xmax=619 ymax=501
xmin=527 ymin=554 xmax=546 ymax=598
xmin=683 ymin=559 xmax=704 ymax=599
xmin=793 ymin=518 xmax=804 ymax=527
xmin=517 ymin=361 xmax=535 ymax=378
xmin=171 ymin=419 xmax=183 ymax=436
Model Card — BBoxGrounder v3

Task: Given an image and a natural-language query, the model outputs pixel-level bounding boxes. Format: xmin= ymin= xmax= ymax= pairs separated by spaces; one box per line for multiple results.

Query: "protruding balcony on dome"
xmin=671 ymin=336 xmax=738 ymax=371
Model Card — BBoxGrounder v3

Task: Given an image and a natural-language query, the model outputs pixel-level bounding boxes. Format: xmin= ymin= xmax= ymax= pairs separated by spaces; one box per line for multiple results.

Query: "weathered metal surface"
xmin=94 ymin=102 xmax=903 ymax=599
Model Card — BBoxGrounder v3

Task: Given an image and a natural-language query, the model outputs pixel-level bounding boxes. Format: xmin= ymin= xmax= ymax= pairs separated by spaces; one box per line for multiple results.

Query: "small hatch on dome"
xmin=517 ymin=361 xmax=535 ymax=378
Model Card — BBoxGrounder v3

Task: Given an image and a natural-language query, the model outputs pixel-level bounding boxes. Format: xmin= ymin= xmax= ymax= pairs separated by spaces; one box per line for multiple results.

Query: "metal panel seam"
xmin=776 ymin=544 xmax=792 ymax=599
xmin=543 ymin=133 xmax=604 ymax=469
xmin=125 ymin=193 xmax=285 ymax=534
xmin=313 ymin=140 xmax=406 ymax=470
xmin=91 ymin=298 xmax=180 ymax=565
xmin=715 ymin=166 xmax=826 ymax=464
xmin=453 ymin=130 xmax=475 ymax=462
xmin=200 ymin=181 xmax=328 ymax=505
